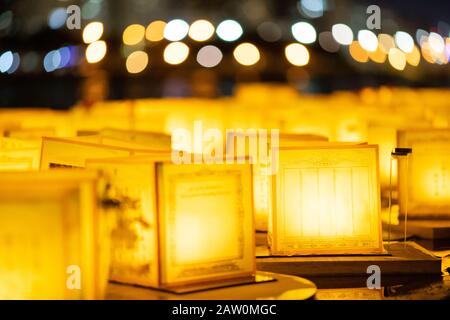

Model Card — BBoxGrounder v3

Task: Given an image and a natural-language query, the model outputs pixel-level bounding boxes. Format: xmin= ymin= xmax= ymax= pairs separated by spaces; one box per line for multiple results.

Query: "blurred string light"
xmin=126 ymin=51 xmax=149 ymax=74
xmin=189 ymin=20 xmax=215 ymax=41
xmin=358 ymin=30 xmax=378 ymax=52
xmin=6 ymin=53 xmax=20 ymax=74
xmin=123 ymin=24 xmax=145 ymax=45
xmin=378 ymin=34 xmax=395 ymax=53
xmin=416 ymin=29 xmax=429 ymax=46
xmin=257 ymin=22 xmax=282 ymax=42
xmin=43 ymin=50 xmax=61 ymax=72
xmin=299 ymin=0 xmax=325 ymax=18
xmin=83 ymin=22 xmax=104 ymax=44
xmin=349 ymin=41 xmax=369 ymax=63
xmin=421 ymin=40 xmax=437 ymax=64
xmin=48 ymin=7 xmax=67 ymax=30
xmin=318 ymin=31 xmax=339 ymax=53
xmin=388 ymin=48 xmax=406 ymax=70
xmin=368 ymin=45 xmax=387 ymax=63
xmin=86 ymin=41 xmax=107 ymax=63
xmin=285 ymin=43 xmax=310 ymax=66
xmin=146 ymin=20 xmax=166 ymax=42
xmin=216 ymin=20 xmax=243 ymax=42
xmin=82 ymin=0 xmax=103 ymax=20
xmin=43 ymin=47 xmax=78 ymax=72
xmin=405 ymin=45 xmax=421 ymax=66
xmin=0 ymin=11 xmax=13 ymax=31
xmin=164 ymin=19 xmax=189 ymax=41
xmin=332 ymin=24 xmax=353 ymax=45
xmin=197 ymin=45 xmax=223 ymax=67
xmin=291 ymin=22 xmax=316 ymax=44
xmin=164 ymin=42 xmax=189 ymax=65
xmin=233 ymin=43 xmax=260 ymax=66
xmin=0 ymin=51 xmax=14 ymax=73
xmin=394 ymin=31 xmax=414 ymax=53
xmin=428 ymin=32 xmax=445 ymax=54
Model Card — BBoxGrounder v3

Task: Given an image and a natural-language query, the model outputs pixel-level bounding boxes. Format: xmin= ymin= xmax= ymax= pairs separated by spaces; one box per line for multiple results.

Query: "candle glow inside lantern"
xmin=0 ymin=170 xmax=109 ymax=299
xmin=398 ymin=129 xmax=450 ymax=218
xmin=87 ymin=156 xmax=256 ymax=291
xmin=269 ymin=144 xmax=384 ymax=255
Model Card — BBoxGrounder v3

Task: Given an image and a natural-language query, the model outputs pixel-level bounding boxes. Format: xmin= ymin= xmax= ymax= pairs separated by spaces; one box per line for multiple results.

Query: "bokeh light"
xmin=164 ymin=19 xmax=189 ymax=41
xmin=146 ymin=20 xmax=166 ymax=42
xmin=368 ymin=45 xmax=387 ymax=63
xmin=299 ymin=0 xmax=324 ymax=18
xmin=48 ymin=8 xmax=67 ymax=30
xmin=216 ymin=20 xmax=243 ymax=42
xmin=428 ymin=32 xmax=445 ymax=53
xmin=378 ymin=34 xmax=395 ymax=54
xmin=164 ymin=42 xmax=189 ymax=65
xmin=257 ymin=22 xmax=282 ymax=42
xmin=86 ymin=41 xmax=107 ymax=63
xmin=7 ymin=53 xmax=20 ymax=74
xmin=189 ymin=20 xmax=215 ymax=42
xmin=123 ymin=24 xmax=145 ymax=45
xmin=83 ymin=22 xmax=104 ymax=44
xmin=319 ymin=31 xmax=339 ymax=53
xmin=0 ymin=51 xmax=14 ymax=73
xmin=291 ymin=22 xmax=317 ymax=44
xmin=388 ymin=48 xmax=407 ymax=70
xmin=233 ymin=43 xmax=260 ymax=66
xmin=285 ymin=43 xmax=310 ymax=66
xmin=126 ymin=51 xmax=149 ymax=74
xmin=358 ymin=30 xmax=378 ymax=52
xmin=197 ymin=45 xmax=223 ymax=68
xmin=332 ymin=24 xmax=353 ymax=45
xmin=349 ymin=41 xmax=369 ymax=63
xmin=395 ymin=31 xmax=414 ymax=53
xmin=405 ymin=45 xmax=421 ymax=66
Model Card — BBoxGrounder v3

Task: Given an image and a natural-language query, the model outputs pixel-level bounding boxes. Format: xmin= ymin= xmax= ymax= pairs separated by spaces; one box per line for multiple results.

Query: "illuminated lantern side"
xmin=398 ymin=129 xmax=450 ymax=218
xmin=87 ymin=156 xmax=255 ymax=289
xmin=270 ymin=145 xmax=383 ymax=255
xmin=0 ymin=170 xmax=109 ymax=299
xmin=99 ymin=128 xmax=172 ymax=151
xmin=40 ymin=136 xmax=170 ymax=169
xmin=0 ymin=137 xmax=40 ymax=171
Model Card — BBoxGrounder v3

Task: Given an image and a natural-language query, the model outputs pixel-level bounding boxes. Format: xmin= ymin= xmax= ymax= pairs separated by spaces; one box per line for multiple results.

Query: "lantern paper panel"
xmin=99 ymin=128 xmax=172 ymax=151
xmin=40 ymin=136 xmax=167 ymax=169
xmin=398 ymin=129 xmax=450 ymax=218
xmin=270 ymin=145 xmax=383 ymax=255
xmin=0 ymin=137 xmax=40 ymax=171
xmin=88 ymin=156 xmax=255 ymax=288
xmin=0 ymin=170 xmax=109 ymax=300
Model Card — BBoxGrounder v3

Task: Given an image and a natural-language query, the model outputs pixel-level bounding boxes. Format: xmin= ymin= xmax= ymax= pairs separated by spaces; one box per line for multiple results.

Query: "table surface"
xmin=106 ymin=241 xmax=450 ymax=300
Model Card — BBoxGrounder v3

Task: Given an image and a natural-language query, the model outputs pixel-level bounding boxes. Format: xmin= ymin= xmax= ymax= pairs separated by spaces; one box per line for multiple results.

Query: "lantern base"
xmin=256 ymin=242 xmax=441 ymax=277
xmin=152 ymin=274 xmax=277 ymax=294
xmin=385 ymin=220 xmax=450 ymax=240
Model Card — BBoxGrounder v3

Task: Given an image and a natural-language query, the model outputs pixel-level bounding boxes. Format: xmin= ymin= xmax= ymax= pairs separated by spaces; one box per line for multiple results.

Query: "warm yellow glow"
xmin=126 ymin=51 xmax=149 ymax=74
xmin=405 ymin=45 xmax=421 ymax=66
xmin=82 ymin=22 xmax=104 ymax=44
xmin=378 ymin=34 xmax=395 ymax=54
xmin=163 ymin=42 xmax=189 ymax=65
xmin=349 ymin=41 xmax=369 ymax=63
xmin=428 ymin=32 xmax=445 ymax=54
xmin=122 ymin=24 xmax=145 ymax=45
xmin=0 ymin=170 xmax=108 ymax=299
xmin=145 ymin=20 xmax=166 ymax=42
xmin=188 ymin=19 xmax=215 ymax=42
xmin=285 ymin=43 xmax=310 ymax=66
xmin=388 ymin=48 xmax=406 ymax=70
xmin=85 ymin=41 xmax=107 ymax=64
xmin=398 ymin=130 xmax=450 ymax=218
xmin=233 ymin=43 xmax=260 ymax=66
xmin=358 ymin=30 xmax=378 ymax=52
xmin=271 ymin=145 xmax=383 ymax=255
xmin=421 ymin=40 xmax=437 ymax=64
xmin=368 ymin=45 xmax=387 ymax=63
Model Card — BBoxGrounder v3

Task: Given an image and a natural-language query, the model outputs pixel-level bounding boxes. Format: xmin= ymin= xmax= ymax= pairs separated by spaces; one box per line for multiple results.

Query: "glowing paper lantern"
xmin=0 ymin=137 xmax=40 ymax=171
xmin=0 ymin=170 xmax=109 ymax=299
xmin=87 ymin=156 xmax=255 ymax=290
xmin=398 ymin=129 xmax=450 ymax=218
xmin=269 ymin=144 xmax=383 ymax=255
xmin=40 ymin=136 xmax=169 ymax=169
